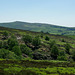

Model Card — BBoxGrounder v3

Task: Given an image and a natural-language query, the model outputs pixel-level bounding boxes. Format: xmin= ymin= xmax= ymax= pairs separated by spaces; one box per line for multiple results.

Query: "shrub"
xmin=2 ymin=40 xmax=8 ymax=49
xmin=57 ymin=56 xmax=67 ymax=61
xmin=65 ymin=43 xmax=70 ymax=54
xmin=22 ymin=35 xmax=32 ymax=44
xmin=45 ymin=36 xmax=50 ymax=41
xmin=72 ymin=50 xmax=75 ymax=61
xmin=32 ymin=36 xmax=41 ymax=48
xmin=51 ymin=45 xmax=59 ymax=59
xmin=32 ymin=52 xmax=44 ymax=60
xmin=20 ymin=44 xmax=32 ymax=57
xmin=61 ymin=39 xmax=65 ymax=42
xmin=3 ymin=31 xmax=8 ymax=39
xmin=0 ymin=48 xmax=9 ymax=59
xmin=11 ymin=34 xmax=17 ymax=39
xmin=12 ymin=46 xmax=22 ymax=56
xmin=6 ymin=51 xmax=19 ymax=59
xmin=59 ymin=50 xmax=65 ymax=56
xmin=40 ymin=33 xmax=43 ymax=38
xmin=7 ymin=38 xmax=18 ymax=50
xmin=49 ymin=40 xmax=56 ymax=48
xmin=0 ymin=41 xmax=2 ymax=48
xmin=0 ymin=48 xmax=22 ymax=59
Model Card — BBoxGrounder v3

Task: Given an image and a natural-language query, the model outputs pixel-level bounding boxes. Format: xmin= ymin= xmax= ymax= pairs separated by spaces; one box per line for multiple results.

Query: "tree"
xmin=40 ymin=33 xmax=43 ymax=38
xmin=0 ymin=48 xmax=9 ymax=59
xmin=61 ymin=39 xmax=65 ymax=42
xmin=20 ymin=44 xmax=32 ymax=57
xmin=2 ymin=40 xmax=8 ymax=49
xmin=72 ymin=50 xmax=75 ymax=61
xmin=7 ymin=38 xmax=18 ymax=50
xmin=22 ymin=35 xmax=32 ymax=44
xmin=57 ymin=50 xmax=67 ymax=61
xmin=32 ymin=36 xmax=41 ymax=48
xmin=65 ymin=43 xmax=70 ymax=54
xmin=49 ymin=40 xmax=56 ymax=48
xmin=45 ymin=36 xmax=50 ymax=41
xmin=0 ymin=41 xmax=2 ymax=48
xmin=6 ymin=51 xmax=19 ymax=59
xmin=51 ymin=45 xmax=59 ymax=59
xmin=3 ymin=31 xmax=8 ymax=39
xmin=12 ymin=46 xmax=22 ymax=56
xmin=11 ymin=34 xmax=17 ymax=39
xmin=0 ymin=48 xmax=21 ymax=59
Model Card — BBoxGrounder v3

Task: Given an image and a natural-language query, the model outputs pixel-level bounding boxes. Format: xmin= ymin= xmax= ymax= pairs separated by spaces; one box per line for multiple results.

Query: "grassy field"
xmin=0 ymin=59 xmax=74 ymax=75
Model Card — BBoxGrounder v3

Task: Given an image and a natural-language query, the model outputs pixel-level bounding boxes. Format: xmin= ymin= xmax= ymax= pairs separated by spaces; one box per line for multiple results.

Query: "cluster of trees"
xmin=0 ymin=31 xmax=75 ymax=61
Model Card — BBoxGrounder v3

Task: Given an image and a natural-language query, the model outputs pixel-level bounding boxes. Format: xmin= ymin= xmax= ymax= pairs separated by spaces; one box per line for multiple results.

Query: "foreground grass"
xmin=0 ymin=59 xmax=75 ymax=75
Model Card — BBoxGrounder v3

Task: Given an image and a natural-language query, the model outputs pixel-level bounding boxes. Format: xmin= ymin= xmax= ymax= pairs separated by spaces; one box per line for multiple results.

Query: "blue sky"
xmin=0 ymin=0 xmax=75 ymax=27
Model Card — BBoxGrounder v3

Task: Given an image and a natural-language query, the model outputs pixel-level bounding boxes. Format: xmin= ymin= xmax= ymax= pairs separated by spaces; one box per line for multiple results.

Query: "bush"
xmin=22 ymin=35 xmax=32 ymax=44
xmin=45 ymin=36 xmax=50 ymax=41
xmin=12 ymin=46 xmax=22 ymax=56
xmin=51 ymin=45 xmax=59 ymax=59
xmin=49 ymin=40 xmax=56 ymax=48
xmin=20 ymin=44 xmax=32 ymax=57
xmin=40 ymin=33 xmax=43 ymax=38
xmin=33 ymin=52 xmax=44 ymax=60
xmin=0 ymin=41 xmax=2 ymax=48
xmin=32 ymin=36 xmax=41 ymax=48
xmin=0 ymin=48 xmax=9 ymax=59
xmin=72 ymin=50 xmax=75 ymax=61
xmin=2 ymin=40 xmax=8 ymax=49
xmin=11 ymin=34 xmax=17 ymax=39
xmin=3 ymin=31 xmax=8 ymax=39
xmin=61 ymin=39 xmax=65 ymax=42
xmin=57 ymin=56 xmax=67 ymax=61
xmin=7 ymin=38 xmax=18 ymax=50
xmin=6 ymin=51 xmax=19 ymax=59
xmin=65 ymin=43 xmax=70 ymax=54
xmin=59 ymin=50 xmax=65 ymax=56
xmin=0 ymin=48 xmax=22 ymax=59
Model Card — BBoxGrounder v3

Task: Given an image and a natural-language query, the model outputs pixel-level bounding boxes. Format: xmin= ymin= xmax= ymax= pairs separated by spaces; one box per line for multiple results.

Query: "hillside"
xmin=0 ymin=26 xmax=75 ymax=60
xmin=0 ymin=21 xmax=75 ymax=35
xmin=0 ymin=26 xmax=75 ymax=75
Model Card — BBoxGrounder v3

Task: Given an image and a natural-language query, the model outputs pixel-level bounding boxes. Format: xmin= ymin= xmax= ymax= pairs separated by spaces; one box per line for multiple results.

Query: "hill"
xmin=0 ymin=26 xmax=75 ymax=60
xmin=0 ymin=21 xmax=75 ymax=35
xmin=0 ymin=26 xmax=75 ymax=75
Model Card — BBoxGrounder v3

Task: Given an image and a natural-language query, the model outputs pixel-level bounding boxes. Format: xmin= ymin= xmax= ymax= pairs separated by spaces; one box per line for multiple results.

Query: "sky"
xmin=0 ymin=0 xmax=75 ymax=27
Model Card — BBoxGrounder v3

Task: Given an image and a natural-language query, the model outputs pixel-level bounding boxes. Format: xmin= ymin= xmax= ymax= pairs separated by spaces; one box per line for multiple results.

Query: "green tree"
xmin=45 ymin=36 xmax=50 ymax=41
xmin=2 ymin=40 xmax=8 ymax=49
xmin=32 ymin=36 xmax=41 ymax=48
xmin=6 ymin=51 xmax=19 ymax=59
xmin=40 ymin=33 xmax=43 ymax=38
xmin=0 ymin=48 xmax=9 ymax=59
xmin=12 ymin=46 xmax=22 ymax=56
xmin=65 ymin=43 xmax=70 ymax=54
xmin=0 ymin=48 xmax=20 ymax=59
xmin=0 ymin=41 xmax=2 ymax=48
xmin=72 ymin=50 xmax=75 ymax=61
xmin=22 ymin=35 xmax=32 ymax=44
xmin=51 ymin=45 xmax=59 ymax=59
xmin=57 ymin=50 xmax=67 ymax=61
xmin=7 ymin=38 xmax=18 ymax=50
xmin=50 ymin=40 xmax=56 ymax=48
xmin=62 ymin=39 xmax=65 ymax=42
xmin=11 ymin=34 xmax=17 ymax=39
xmin=20 ymin=44 xmax=32 ymax=57
xmin=3 ymin=31 xmax=8 ymax=39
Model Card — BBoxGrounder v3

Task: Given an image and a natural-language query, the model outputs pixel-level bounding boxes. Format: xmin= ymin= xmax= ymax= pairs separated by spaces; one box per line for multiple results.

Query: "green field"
xmin=0 ymin=59 xmax=74 ymax=75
